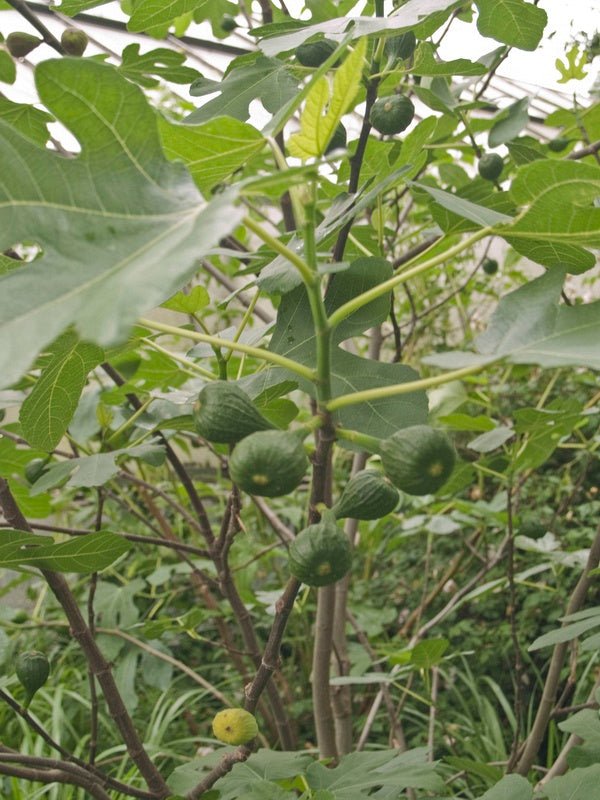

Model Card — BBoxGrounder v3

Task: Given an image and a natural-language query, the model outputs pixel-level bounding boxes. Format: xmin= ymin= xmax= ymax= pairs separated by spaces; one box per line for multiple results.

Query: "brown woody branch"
xmin=186 ymin=747 xmax=252 ymax=800
xmin=0 ymin=520 xmax=210 ymax=559
xmin=0 ymin=748 xmax=110 ymax=800
xmin=211 ymin=494 xmax=295 ymax=748
xmin=567 ymin=140 xmax=600 ymax=160
xmin=309 ymin=419 xmax=338 ymax=759
xmin=186 ymin=576 xmax=302 ymax=799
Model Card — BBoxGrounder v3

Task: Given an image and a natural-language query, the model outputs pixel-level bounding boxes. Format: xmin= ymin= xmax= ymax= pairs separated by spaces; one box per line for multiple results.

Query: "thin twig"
xmin=186 ymin=576 xmax=301 ymax=799
xmin=357 ymin=536 xmax=510 ymax=749
xmin=211 ymin=497 xmax=296 ymax=748
xmin=251 ymin=497 xmax=295 ymax=544
xmin=0 ymin=520 xmax=211 ymax=559
xmin=88 ymin=490 xmax=103 ymax=766
xmin=332 ymin=71 xmax=380 ymax=262
xmin=537 ymin=674 xmax=600 ymax=788
xmin=101 ymin=363 xmax=215 ymax=544
xmin=97 ymin=629 xmax=231 ymax=706
xmin=0 ymin=760 xmax=110 ymax=800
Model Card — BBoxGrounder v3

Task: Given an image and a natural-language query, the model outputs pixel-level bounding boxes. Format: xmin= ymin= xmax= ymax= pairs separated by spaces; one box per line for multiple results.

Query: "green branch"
xmin=243 ymin=215 xmax=315 ymax=286
xmin=142 ymin=337 xmax=215 ymax=379
xmin=327 ymin=363 xmax=492 ymax=412
xmin=304 ymin=195 xmax=333 ymax=407
xmin=336 ymin=427 xmax=381 ymax=452
xmin=327 ymin=229 xmax=492 ymax=332
xmin=138 ymin=318 xmax=315 ymax=381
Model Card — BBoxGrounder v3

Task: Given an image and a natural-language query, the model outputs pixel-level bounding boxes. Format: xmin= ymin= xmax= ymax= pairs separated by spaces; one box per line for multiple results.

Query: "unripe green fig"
xmin=380 ymin=425 xmax=456 ymax=496
xmin=369 ymin=95 xmax=415 ymax=135
xmin=548 ymin=137 xmax=569 ymax=152
xmin=193 ymin=381 xmax=274 ymax=444
xmin=482 ymin=258 xmax=498 ymax=275
xmin=61 ymin=28 xmax=89 ymax=57
xmin=220 ymin=14 xmax=237 ymax=32
xmin=16 ymin=651 xmax=50 ymax=706
xmin=212 ymin=708 xmax=258 ymax=745
xmin=332 ymin=470 xmax=400 ymax=520
xmin=384 ymin=31 xmax=417 ymax=61
xmin=288 ymin=518 xmax=352 ymax=586
xmin=24 ymin=457 xmax=50 ymax=485
xmin=6 ymin=32 xmax=42 ymax=58
xmin=229 ymin=430 xmax=308 ymax=497
xmin=325 ymin=123 xmax=347 ymax=154
xmin=295 ymin=38 xmax=337 ymax=67
xmin=478 ymin=153 xmax=504 ymax=181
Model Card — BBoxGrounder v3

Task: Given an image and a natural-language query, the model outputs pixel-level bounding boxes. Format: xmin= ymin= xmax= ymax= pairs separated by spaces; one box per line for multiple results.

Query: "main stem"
xmin=302 ymin=193 xmax=339 ymax=758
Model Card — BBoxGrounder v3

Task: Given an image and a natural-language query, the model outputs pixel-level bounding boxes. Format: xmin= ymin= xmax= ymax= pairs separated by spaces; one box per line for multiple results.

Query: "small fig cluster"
xmin=193 ymin=381 xmax=308 ymax=497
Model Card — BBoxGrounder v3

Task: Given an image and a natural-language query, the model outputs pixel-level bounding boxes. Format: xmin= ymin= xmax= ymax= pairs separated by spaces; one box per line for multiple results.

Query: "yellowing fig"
xmin=61 ymin=28 xmax=89 ymax=57
xmin=212 ymin=708 xmax=258 ymax=745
